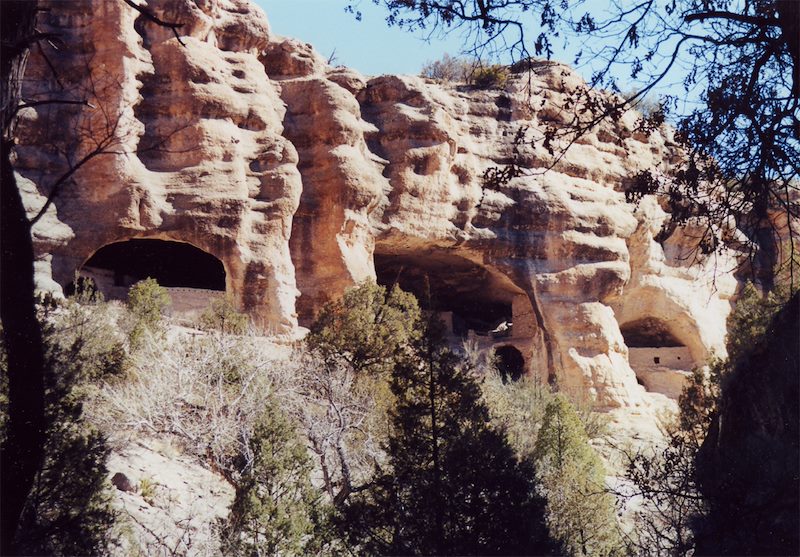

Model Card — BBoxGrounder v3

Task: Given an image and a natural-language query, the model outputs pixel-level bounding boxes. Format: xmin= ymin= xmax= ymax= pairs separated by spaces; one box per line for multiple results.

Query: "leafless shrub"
xmin=88 ymin=330 xmax=286 ymax=475
xmin=284 ymin=352 xmax=386 ymax=507
xmin=113 ymin=500 xmax=220 ymax=557
xmin=87 ymin=326 xmax=386 ymax=512
xmin=420 ymin=53 xmax=475 ymax=82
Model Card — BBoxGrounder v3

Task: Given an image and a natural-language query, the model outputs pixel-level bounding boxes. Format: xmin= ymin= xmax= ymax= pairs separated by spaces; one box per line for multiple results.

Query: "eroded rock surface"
xmin=15 ymin=0 xmax=737 ymax=408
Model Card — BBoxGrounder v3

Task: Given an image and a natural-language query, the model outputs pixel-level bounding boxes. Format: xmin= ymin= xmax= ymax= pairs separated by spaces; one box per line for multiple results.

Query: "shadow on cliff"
xmin=694 ymin=292 xmax=799 ymax=556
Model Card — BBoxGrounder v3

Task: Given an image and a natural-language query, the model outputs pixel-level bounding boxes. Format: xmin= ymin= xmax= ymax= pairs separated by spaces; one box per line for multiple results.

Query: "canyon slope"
xmin=13 ymin=0 xmax=739 ymax=408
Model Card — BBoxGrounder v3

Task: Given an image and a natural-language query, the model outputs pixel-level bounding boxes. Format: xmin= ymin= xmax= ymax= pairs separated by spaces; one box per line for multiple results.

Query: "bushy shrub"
xmin=419 ymin=54 xmax=510 ymax=88
xmin=199 ymin=296 xmax=250 ymax=335
xmin=127 ymin=278 xmax=170 ymax=349
xmin=725 ymin=281 xmax=789 ymax=362
xmin=219 ymin=398 xmax=322 ymax=556
xmin=50 ymin=291 xmax=128 ymax=382
xmin=66 ymin=274 xmax=104 ymax=304
xmin=471 ymin=64 xmax=510 ymax=89
xmin=481 ymin=369 xmax=607 ymax=460
xmin=287 ymin=351 xmax=384 ymax=510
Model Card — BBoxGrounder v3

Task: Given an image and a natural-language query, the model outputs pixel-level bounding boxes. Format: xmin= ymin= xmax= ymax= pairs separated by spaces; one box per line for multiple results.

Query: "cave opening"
xmin=494 ymin=345 xmax=525 ymax=383
xmin=620 ymin=316 xmax=695 ymax=398
xmin=374 ymin=251 xmax=518 ymax=337
xmin=80 ymin=239 xmax=226 ymax=292
xmin=619 ymin=317 xmax=683 ymax=347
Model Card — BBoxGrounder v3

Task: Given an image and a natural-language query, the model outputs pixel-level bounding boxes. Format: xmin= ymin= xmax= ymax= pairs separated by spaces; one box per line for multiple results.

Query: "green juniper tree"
xmin=533 ymin=395 xmax=622 ymax=557
xmin=219 ymin=397 xmax=321 ymax=557
xmin=307 ymin=280 xmax=421 ymax=375
xmin=342 ymin=317 xmax=554 ymax=556
xmin=126 ymin=278 xmax=170 ymax=350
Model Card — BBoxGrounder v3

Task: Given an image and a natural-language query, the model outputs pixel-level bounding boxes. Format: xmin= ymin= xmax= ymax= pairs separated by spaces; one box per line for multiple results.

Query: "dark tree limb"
xmin=0 ymin=1 xmax=187 ymax=553
xmin=121 ymin=0 xmax=185 ymax=46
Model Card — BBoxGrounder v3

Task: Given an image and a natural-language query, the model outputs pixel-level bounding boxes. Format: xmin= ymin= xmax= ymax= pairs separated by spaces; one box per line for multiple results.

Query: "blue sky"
xmin=255 ymin=1 xmax=695 ymax=113
xmin=257 ymin=0 xmax=489 ymax=76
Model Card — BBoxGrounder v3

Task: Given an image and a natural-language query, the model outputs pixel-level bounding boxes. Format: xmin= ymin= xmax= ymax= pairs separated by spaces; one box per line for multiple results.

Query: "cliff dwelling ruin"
xmin=77 ymin=239 xmax=226 ymax=319
xmin=620 ymin=317 xmax=694 ymax=399
xmin=374 ymin=249 xmax=541 ymax=380
xmin=12 ymin=0 xmax=739 ymax=408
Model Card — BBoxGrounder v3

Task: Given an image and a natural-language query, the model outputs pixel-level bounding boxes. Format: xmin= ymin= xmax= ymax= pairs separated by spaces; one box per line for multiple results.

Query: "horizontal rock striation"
xmin=14 ymin=0 xmax=738 ymax=407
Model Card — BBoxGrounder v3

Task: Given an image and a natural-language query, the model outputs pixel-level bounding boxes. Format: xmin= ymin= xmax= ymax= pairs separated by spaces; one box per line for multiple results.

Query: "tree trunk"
xmin=0 ymin=1 xmax=45 ymax=554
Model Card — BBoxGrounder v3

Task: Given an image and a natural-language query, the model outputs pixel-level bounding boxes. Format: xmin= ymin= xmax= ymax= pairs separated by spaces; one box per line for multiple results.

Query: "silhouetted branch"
xmin=121 ymin=0 xmax=185 ymax=46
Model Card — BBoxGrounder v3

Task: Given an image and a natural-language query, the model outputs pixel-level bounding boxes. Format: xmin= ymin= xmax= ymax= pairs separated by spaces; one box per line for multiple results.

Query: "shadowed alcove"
xmin=76 ymin=239 xmax=226 ymax=298
xmin=620 ymin=317 xmax=683 ymax=348
xmin=494 ymin=345 xmax=525 ymax=383
xmin=373 ymin=248 xmax=543 ymax=380
xmin=619 ymin=316 xmax=694 ymax=398
xmin=374 ymin=250 xmax=517 ymax=336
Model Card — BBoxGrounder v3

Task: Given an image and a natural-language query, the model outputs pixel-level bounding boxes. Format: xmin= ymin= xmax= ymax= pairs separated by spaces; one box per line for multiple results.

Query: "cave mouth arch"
xmin=494 ymin=345 xmax=525 ymax=383
xmin=619 ymin=317 xmax=683 ymax=348
xmin=620 ymin=316 xmax=695 ymax=398
xmin=373 ymin=250 xmax=520 ymax=336
xmin=80 ymin=239 xmax=226 ymax=292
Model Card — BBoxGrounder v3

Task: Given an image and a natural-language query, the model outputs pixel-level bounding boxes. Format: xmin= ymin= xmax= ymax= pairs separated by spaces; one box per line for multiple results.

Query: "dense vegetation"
xmin=0 ymin=280 xmax=615 ymax=555
xmin=0 ymin=231 xmax=798 ymax=556
xmin=0 ymin=265 xmax=797 ymax=556
xmin=620 ymin=281 xmax=799 ymax=556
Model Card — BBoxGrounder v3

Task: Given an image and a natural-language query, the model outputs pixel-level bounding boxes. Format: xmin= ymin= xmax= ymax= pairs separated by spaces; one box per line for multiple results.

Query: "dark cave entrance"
xmin=619 ymin=317 xmax=683 ymax=348
xmin=78 ymin=239 xmax=226 ymax=293
xmin=373 ymin=250 xmax=518 ymax=337
xmin=495 ymin=345 xmax=525 ymax=383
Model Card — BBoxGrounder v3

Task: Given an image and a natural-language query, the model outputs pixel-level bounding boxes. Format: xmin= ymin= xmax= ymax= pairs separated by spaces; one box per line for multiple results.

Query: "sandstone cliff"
xmin=13 ymin=0 xmax=738 ymax=408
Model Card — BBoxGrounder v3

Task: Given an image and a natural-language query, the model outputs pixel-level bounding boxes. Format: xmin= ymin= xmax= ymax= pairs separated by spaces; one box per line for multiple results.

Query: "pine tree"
xmin=219 ymin=398 xmax=321 ymax=556
xmin=343 ymin=318 xmax=554 ymax=556
xmin=533 ymin=395 xmax=622 ymax=556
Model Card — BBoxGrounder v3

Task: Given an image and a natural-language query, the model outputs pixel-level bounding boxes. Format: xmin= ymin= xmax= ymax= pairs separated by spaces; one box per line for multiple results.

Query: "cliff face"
xmin=14 ymin=0 xmax=738 ymax=408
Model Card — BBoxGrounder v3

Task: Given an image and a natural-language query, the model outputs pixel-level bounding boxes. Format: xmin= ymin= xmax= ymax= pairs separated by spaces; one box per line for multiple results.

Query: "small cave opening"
xmin=620 ymin=317 xmax=683 ymax=347
xmin=374 ymin=251 xmax=517 ymax=337
xmin=79 ymin=239 xmax=226 ymax=292
xmin=494 ymin=345 xmax=525 ymax=383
